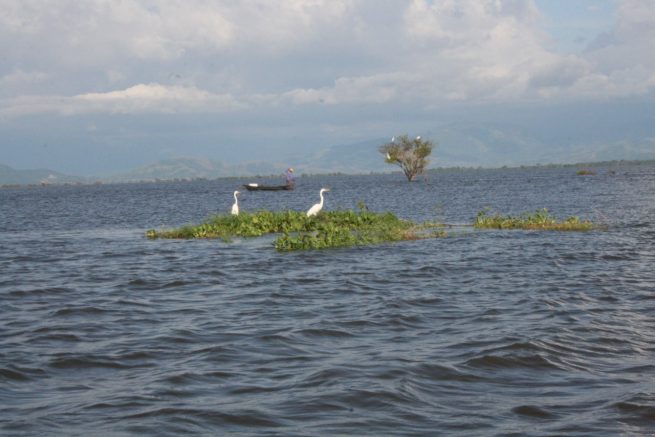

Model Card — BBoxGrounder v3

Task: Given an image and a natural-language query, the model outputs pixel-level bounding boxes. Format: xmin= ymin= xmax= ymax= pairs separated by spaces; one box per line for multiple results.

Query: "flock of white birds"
xmin=231 ymin=188 xmax=330 ymax=217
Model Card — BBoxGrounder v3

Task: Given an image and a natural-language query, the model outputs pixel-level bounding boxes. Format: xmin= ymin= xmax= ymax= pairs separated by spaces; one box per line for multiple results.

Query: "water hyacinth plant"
xmin=146 ymin=208 xmax=598 ymax=250
xmin=146 ymin=209 xmax=447 ymax=251
xmin=474 ymin=208 xmax=595 ymax=231
xmin=274 ymin=210 xmax=442 ymax=251
xmin=145 ymin=210 xmax=309 ymax=241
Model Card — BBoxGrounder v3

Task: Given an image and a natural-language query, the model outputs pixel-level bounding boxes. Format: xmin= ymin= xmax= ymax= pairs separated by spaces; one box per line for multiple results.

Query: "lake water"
xmin=1 ymin=163 xmax=654 ymax=435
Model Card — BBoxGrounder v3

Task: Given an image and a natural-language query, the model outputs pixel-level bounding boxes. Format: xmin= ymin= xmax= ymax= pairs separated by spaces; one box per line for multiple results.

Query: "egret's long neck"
xmin=234 ymin=193 xmax=238 ymax=202
xmin=319 ymin=192 xmax=324 ymax=207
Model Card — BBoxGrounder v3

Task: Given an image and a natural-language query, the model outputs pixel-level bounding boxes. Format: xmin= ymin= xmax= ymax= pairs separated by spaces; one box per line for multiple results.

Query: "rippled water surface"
xmin=2 ymin=164 xmax=655 ymax=435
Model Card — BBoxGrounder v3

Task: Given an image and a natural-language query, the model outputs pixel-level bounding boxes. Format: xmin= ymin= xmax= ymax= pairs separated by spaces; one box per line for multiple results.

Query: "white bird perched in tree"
xmin=416 ymin=135 xmax=421 ymax=140
xmin=307 ymin=188 xmax=330 ymax=217
xmin=231 ymin=190 xmax=240 ymax=215
xmin=391 ymin=136 xmax=395 ymax=143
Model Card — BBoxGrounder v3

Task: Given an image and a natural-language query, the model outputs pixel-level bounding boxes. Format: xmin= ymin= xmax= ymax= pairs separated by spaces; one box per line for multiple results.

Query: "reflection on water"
xmin=1 ymin=163 xmax=655 ymax=435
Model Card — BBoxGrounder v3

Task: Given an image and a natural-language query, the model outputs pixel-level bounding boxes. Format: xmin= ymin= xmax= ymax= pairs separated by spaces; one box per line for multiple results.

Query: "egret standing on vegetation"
xmin=231 ymin=191 xmax=240 ymax=215
xmin=307 ymin=188 xmax=330 ymax=217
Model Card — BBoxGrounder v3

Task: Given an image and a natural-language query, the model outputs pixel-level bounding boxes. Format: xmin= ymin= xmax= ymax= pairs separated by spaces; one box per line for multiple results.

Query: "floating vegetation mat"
xmin=474 ymin=209 xmax=596 ymax=231
xmin=147 ymin=208 xmax=599 ymax=250
xmin=146 ymin=210 xmax=447 ymax=251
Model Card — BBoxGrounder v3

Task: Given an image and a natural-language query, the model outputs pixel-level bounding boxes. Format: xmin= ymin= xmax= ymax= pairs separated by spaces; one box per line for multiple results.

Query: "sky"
xmin=1 ymin=0 xmax=654 ymax=176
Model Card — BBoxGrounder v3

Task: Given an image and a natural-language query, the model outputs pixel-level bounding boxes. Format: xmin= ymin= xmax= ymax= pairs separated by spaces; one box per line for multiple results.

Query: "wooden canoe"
xmin=243 ymin=183 xmax=294 ymax=191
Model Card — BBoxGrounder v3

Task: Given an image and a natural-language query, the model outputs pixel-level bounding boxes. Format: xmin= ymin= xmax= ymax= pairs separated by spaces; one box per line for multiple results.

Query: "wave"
xmin=511 ymin=404 xmax=558 ymax=419
xmin=611 ymin=393 xmax=655 ymax=425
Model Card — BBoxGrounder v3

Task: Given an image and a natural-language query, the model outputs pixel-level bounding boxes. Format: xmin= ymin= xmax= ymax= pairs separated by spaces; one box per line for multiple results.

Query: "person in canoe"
xmin=285 ymin=167 xmax=295 ymax=188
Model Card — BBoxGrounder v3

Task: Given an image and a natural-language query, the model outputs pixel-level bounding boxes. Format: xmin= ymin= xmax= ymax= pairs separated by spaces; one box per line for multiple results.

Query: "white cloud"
xmin=277 ymin=0 xmax=655 ymax=105
xmin=283 ymin=71 xmax=411 ymax=105
xmin=0 ymin=0 xmax=352 ymax=63
xmin=404 ymin=0 xmax=541 ymax=47
xmin=0 ymin=70 xmax=49 ymax=100
xmin=75 ymin=83 xmax=246 ymax=113
xmin=275 ymin=0 xmax=556 ymax=104
xmin=581 ymin=0 xmax=655 ymax=87
xmin=528 ymin=56 xmax=590 ymax=89
xmin=1 ymin=0 xmax=654 ymax=118
xmin=1 ymin=83 xmax=246 ymax=116
xmin=0 ymin=70 xmax=47 ymax=86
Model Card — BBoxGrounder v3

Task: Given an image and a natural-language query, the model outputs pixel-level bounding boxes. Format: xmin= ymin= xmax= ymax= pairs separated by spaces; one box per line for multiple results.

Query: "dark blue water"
xmin=2 ymin=164 xmax=654 ymax=435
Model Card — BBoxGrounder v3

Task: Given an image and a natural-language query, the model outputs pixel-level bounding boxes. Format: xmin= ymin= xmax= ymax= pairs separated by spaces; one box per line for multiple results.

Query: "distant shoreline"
xmin=2 ymin=159 xmax=653 ymax=189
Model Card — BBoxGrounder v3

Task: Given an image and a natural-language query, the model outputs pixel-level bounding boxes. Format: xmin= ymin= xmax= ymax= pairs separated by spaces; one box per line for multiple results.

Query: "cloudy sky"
xmin=1 ymin=0 xmax=654 ymax=175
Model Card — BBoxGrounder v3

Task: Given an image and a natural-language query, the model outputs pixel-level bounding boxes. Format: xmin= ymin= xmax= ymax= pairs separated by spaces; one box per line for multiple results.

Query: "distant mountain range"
xmin=0 ymin=140 xmax=393 ymax=185
xmin=3 ymin=125 xmax=655 ymax=185
xmin=103 ymin=157 xmax=289 ymax=183
xmin=0 ymin=163 xmax=86 ymax=186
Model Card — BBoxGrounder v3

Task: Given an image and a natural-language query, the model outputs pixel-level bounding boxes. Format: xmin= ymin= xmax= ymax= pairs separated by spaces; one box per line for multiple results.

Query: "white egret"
xmin=231 ymin=190 xmax=240 ymax=215
xmin=391 ymin=136 xmax=395 ymax=143
xmin=386 ymin=152 xmax=391 ymax=160
xmin=416 ymin=135 xmax=421 ymax=140
xmin=307 ymin=188 xmax=330 ymax=217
